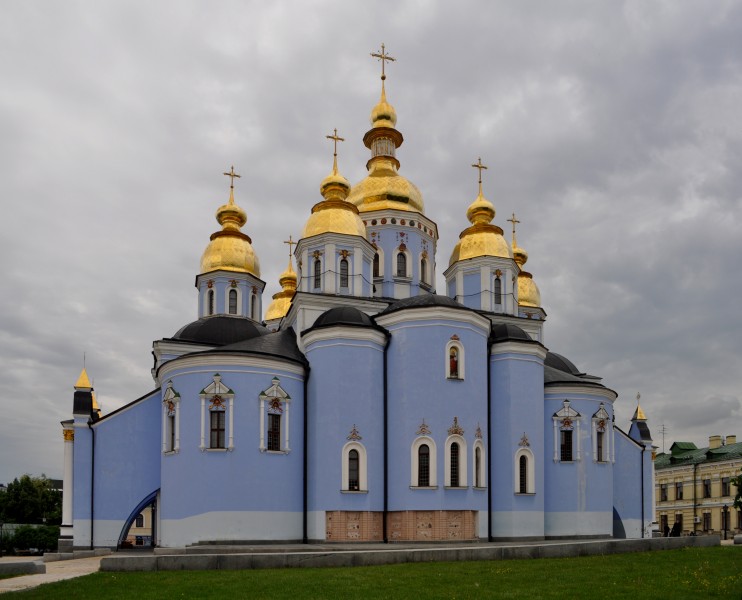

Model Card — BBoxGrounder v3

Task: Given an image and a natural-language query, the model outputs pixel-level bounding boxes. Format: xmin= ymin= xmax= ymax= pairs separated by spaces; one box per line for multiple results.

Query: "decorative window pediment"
xmin=553 ymin=400 xmax=581 ymax=462
xmin=259 ymin=377 xmax=291 ymax=453
xmin=200 ymin=374 xmax=235 ymax=451
xmin=162 ymin=381 xmax=181 ymax=454
xmin=592 ymin=402 xmax=614 ymax=463
xmin=554 ymin=399 xmax=581 ymax=422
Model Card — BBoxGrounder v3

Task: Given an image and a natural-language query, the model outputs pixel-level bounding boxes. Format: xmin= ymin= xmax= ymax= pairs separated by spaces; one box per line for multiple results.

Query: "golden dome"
xmin=370 ymin=81 xmax=397 ymax=129
xmin=302 ymin=143 xmax=367 ymax=239
xmin=518 ymin=272 xmax=542 ymax=307
xmin=200 ymin=186 xmax=260 ymax=277
xmin=265 ymin=258 xmax=297 ymax=321
xmin=449 ymin=184 xmax=511 ymax=266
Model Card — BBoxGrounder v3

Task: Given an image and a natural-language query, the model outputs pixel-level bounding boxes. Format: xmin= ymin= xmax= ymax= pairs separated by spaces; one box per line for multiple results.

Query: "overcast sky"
xmin=1 ymin=1 xmax=741 ymax=482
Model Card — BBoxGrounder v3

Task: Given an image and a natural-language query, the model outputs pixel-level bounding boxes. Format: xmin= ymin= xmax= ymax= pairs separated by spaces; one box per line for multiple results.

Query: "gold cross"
xmin=326 ymin=128 xmax=345 ymax=157
xmin=371 ymin=43 xmax=395 ymax=80
xmin=507 ymin=213 xmax=520 ymax=243
xmin=223 ymin=165 xmax=241 ymax=189
xmin=471 ymin=157 xmax=488 ymax=184
xmin=284 ymin=235 xmax=296 ymax=259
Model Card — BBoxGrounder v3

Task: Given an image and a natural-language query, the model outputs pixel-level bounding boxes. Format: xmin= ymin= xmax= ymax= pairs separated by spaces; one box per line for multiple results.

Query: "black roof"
xmin=544 ymin=365 xmax=608 ymax=390
xmin=312 ymin=306 xmax=376 ymax=329
xmin=211 ymin=327 xmax=307 ymax=366
xmin=378 ymin=294 xmax=467 ymax=316
xmin=490 ymin=323 xmax=533 ymax=343
xmin=172 ymin=316 xmax=268 ymax=346
xmin=545 ymin=352 xmax=584 ymax=376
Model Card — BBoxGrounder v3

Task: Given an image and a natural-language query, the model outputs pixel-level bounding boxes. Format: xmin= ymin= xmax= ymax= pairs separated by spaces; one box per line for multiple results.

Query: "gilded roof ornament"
xmin=265 ymin=236 xmax=298 ymax=321
xmin=74 ymin=367 xmax=92 ymax=390
xmin=507 ymin=212 xmax=541 ymax=308
xmin=632 ymin=392 xmax=647 ymax=421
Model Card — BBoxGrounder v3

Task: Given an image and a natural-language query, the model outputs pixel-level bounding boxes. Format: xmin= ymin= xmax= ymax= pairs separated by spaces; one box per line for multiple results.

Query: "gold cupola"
xmin=347 ymin=44 xmax=425 ymax=214
xmin=200 ymin=167 xmax=261 ymax=277
xmin=301 ymin=130 xmax=367 ymax=239
xmin=448 ymin=159 xmax=511 ymax=266
xmin=509 ymin=213 xmax=542 ymax=308
xmin=265 ymin=239 xmax=298 ymax=321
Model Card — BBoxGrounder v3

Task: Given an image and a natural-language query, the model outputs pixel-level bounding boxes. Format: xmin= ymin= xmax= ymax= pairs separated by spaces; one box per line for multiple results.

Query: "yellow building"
xmin=654 ymin=435 xmax=741 ymax=537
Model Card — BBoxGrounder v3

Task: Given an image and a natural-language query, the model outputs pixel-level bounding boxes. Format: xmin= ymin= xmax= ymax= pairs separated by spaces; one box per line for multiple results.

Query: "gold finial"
xmin=507 ymin=212 xmax=520 ymax=248
xmin=223 ymin=165 xmax=241 ymax=204
xmin=471 ymin=157 xmax=488 ymax=196
xmin=371 ymin=43 xmax=395 ymax=81
xmin=633 ymin=392 xmax=647 ymax=420
xmin=325 ymin=128 xmax=345 ymax=173
xmin=284 ymin=235 xmax=296 ymax=259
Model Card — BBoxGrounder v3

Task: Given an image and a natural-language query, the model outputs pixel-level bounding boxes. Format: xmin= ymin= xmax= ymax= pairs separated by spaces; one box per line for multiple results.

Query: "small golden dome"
xmin=518 ymin=272 xmax=542 ymax=307
xmin=370 ymin=82 xmax=397 ymax=129
xmin=200 ymin=186 xmax=260 ymax=277
xmin=513 ymin=245 xmax=529 ymax=267
xmin=302 ymin=148 xmax=367 ymax=240
xmin=265 ymin=258 xmax=297 ymax=321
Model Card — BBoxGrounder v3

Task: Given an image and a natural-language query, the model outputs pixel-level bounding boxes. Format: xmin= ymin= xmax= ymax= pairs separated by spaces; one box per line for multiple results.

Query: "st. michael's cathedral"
xmin=60 ymin=48 xmax=654 ymax=549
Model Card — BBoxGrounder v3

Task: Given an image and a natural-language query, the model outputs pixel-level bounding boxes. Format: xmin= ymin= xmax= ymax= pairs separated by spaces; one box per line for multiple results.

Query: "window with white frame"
xmin=411 ymin=435 xmax=437 ymax=488
xmin=592 ymin=403 xmax=611 ymax=463
xmin=313 ymin=259 xmax=321 ymax=289
xmin=473 ymin=439 xmax=486 ymax=488
xmin=259 ymin=377 xmax=291 ymax=453
xmin=445 ymin=430 xmax=467 ymax=487
xmin=373 ymin=252 xmax=380 ymax=278
xmin=199 ymin=374 xmax=234 ymax=451
xmin=250 ymin=290 xmax=259 ymax=320
xmin=228 ymin=287 xmax=239 ymax=315
xmin=514 ymin=447 xmax=535 ymax=494
xmin=339 ymin=258 xmax=349 ymax=288
xmin=396 ymin=252 xmax=407 ymax=277
xmin=207 ymin=289 xmax=215 ymax=315
xmin=420 ymin=255 xmax=428 ymax=285
xmin=553 ymin=400 xmax=581 ymax=462
xmin=341 ymin=440 xmax=368 ymax=492
xmin=162 ymin=381 xmax=181 ymax=454
xmin=445 ymin=338 xmax=464 ymax=380
xmin=494 ymin=276 xmax=502 ymax=305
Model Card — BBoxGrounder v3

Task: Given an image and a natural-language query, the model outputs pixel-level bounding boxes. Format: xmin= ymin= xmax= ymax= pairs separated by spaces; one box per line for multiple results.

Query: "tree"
xmin=733 ymin=467 xmax=742 ymax=511
xmin=0 ymin=475 xmax=62 ymax=525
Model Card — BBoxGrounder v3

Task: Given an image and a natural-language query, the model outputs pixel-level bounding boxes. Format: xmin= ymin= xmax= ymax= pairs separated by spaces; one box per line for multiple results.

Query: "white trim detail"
xmin=162 ymin=381 xmax=181 ymax=454
xmin=411 ymin=436 xmax=437 ymax=487
xmin=514 ymin=447 xmax=535 ymax=494
xmin=473 ymin=439 xmax=486 ymax=488
xmin=444 ymin=434 xmax=468 ymax=487
xmin=258 ymin=377 xmax=291 ymax=453
xmin=341 ymin=441 xmax=368 ymax=491
xmin=199 ymin=374 xmax=234 ymax=451
xmin=445 ymin=339 xmax=465 ymax=380
xmin=592 ymin=403 xmax=611 ymax=463
xmin=225 ymin=285 xmax=242 ymax=316
xmin=553 ymin=399 xmax=581 ymax=462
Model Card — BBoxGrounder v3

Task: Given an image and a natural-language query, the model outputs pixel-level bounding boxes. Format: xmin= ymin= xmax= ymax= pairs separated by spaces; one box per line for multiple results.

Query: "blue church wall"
xmin=87 ymin=391 xmax=162 ymax=547
xmin=381 ymin=314 xmax=489 ymax=513
xmin=543 ymin=392 xmax=615 ymax=537
xmin=304 ymin=332 xmax=385 ymax=514
xmin=489 ymin=347 xmax=546 ymax=538
xmin=157 ymin=361 xmax=305 ymax=545
xmin=612 ymin=428 xmax=651 ymax=538
xmin=462 ymin=272 xmax=480 ymax=310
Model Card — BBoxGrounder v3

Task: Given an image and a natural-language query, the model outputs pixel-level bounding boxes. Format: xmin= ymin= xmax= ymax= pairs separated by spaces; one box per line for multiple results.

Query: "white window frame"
xmin=411 ymin=436 xmax=437 ymax=488
xmin=206 ymin=288 xmax=215 ymax=316
xmin=419 ymin=252 xmax=430 ymax=286
xmin=341 ymin=441 xmax=368 ymax=492
xmin=592 ymin=403 xmax=613 ymax=463
xmin=444 ymin=434 xmax=468 ymax=488
xmin=225 ymin=285 xmax=242 ymax=316
xmin=514 ymin=447 xmax=535 ymax=494
xmin=162 ymin=381 xmax=181 ymax=454
xmin=199 ymin=374 xmax=234 ymax=451
xmin=258 ymin=377 xmax=291 ymax=454
xmin=553 ymin=400 xmax=581 ymax=462
xmin=373 ymin=247 xmax=384 ymax=280
xmin=473 ymin=439 xmax=486 ymax=488
xmin=445 ymin=340 xmax=465 ymax=380
xmin=395 ymin=248 xmax=411 ymax=279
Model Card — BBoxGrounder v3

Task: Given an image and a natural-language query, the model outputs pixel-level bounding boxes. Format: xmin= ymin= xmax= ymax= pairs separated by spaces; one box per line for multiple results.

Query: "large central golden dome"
xmin=200 ymin=184 xmax=260 ymax=277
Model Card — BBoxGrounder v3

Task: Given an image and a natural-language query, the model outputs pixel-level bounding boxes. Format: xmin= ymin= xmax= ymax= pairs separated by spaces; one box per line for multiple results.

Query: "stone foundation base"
xmin=325 ymin=510 xmax=478 ymax=542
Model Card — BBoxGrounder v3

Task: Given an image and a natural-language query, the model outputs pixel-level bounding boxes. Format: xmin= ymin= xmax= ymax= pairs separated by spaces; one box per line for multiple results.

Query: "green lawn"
xmin=8 ymin=546 xmax=742 ymax=599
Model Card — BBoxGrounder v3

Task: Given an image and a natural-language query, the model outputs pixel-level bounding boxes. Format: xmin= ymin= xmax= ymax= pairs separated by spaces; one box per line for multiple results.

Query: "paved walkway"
xmin=0 ymin=556 xmax=103 ymax=594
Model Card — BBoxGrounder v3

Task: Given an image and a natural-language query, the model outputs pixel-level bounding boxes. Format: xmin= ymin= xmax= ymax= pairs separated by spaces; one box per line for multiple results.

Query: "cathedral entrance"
xmin=117 ymin=490 xmax=158 ymax=549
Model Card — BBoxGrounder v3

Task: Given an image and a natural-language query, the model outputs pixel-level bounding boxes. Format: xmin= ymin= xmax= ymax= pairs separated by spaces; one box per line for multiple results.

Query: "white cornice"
xmin=303 ymin=326 xmax=387 ymax=347
xmin=490 ymin=340 xmax=548 ymax=359
xmin=545 ymin=385 xmax=617 ymax=402
xmin=157 ymin=353 xmax=305 ymax=383
xmin=374 ymin=305 xmax=491 ymax=331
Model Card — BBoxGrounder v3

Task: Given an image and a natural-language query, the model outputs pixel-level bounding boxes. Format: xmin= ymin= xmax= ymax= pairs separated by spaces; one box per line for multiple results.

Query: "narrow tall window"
xmin=135 ymin=514 xmax=144 ymax=528
xmin=703 ymin=479 xmax=711 ymax=498
xmin=721 ymin=477 xmax=730 ymax=496
xmin=494 ymin=277 xmax=502 ymax=304
xmin=168 ymin=413 xmax=175 ymax=452
xmin=396 ymin=252 xmax=407 ymax=277
xmin=267 ymin=413 xmax=281 ymax=451
xmin=702 ymin=512 xmax=711 ymax=531
xmin=675 ymin=481 xmax=683 ymax=500
xmin=596 ymin=431 xmax=604 ymax=462
xmin=210 ymin=410 xmax=225 ymax=449
xmin=228 ymin=289 xmax=237 ymax=314
xmin=450 ymin=442 xmax=460 ymax=487
xmin=373 ymin=253 xmax=380 ymax=278
xmin=519 ymin=455 xmax=528 ymax=493
xmin=660 ymin=484 xmax=668 ymax=502
xmin=208 ymin=289 xmax=215 ymax=315
xmin=348 ymin=449 xmax=359 ymax=491
xmin=418 ymin=444 xmax=430 ymax=487
xmin=475 ymin=447 xmax=482 ymax=488
xmin=313 ymin=259 xmax=321 ymax=289
xmin=449 ymin=347 xmax=459 ymax=379
xmin=251 ymin=292 xmax=258 ymax=320
xmin=420 ymin=257 xmax=427 ymax=284
xmin=560 ymin=430 xmax=573 ymax=462
xmin=340 ymin=258 xmax=349 ymax=288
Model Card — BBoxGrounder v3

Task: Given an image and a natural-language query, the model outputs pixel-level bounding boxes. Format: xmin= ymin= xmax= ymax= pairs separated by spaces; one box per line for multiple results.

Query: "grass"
xmin=6 ymin=546 xmax=742 ymax=599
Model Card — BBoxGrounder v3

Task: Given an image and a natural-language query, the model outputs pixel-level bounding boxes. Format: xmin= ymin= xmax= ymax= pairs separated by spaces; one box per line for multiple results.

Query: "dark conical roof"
xmin=545 ymin=352 xmax=583 ymax=376
xmin=313 ymin=306 xmax=375 ymax=329
xmin=490 ymin=323 xmax=532 ymax=342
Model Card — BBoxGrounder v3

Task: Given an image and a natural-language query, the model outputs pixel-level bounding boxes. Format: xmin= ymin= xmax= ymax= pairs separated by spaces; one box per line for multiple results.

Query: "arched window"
xmin=340 ymin=258 xmax=349 ymax=288
xmin=162 ymin=382 xmax=180 ymax=454
xmin=494 ymin=277 xmax=502 ymax=305
xmin=418 ymin=444 xmax=430 ymax=487
xmin=228 ymin=289 xmax=238 ymax=314
xmin=519 ymin=455 xmax=528 ymax=494
xmin=445 ymin=341 xmax=464 ymax=380
xmin=514 ymin=447 xmax=535 ymax=494
xmin=445 ymin=435 xmax=467 ymax=487
xmin=341 ymin=441 xmax=368 ymax=491
xmin=200 ymin=374 xmax=234 ymax=451
xmin=210 ymin=408 xmax=225 ymax=449
xmin=348 ymin=449 xmax=359 ymax=491
xmin=473 ymin=440 xmax=486 ymax=488
xmin=450 ymin=442 xmax=460 ymax=487
xmin=373 ymin=253 xmax=380 ymax=278
xmin=411 ymin=436 xmax=437 ymax=488
xmin=251 ymin=292 xmax=259 ymax=320
xmin=420 ymin=257 xmax=427 ymax=284
xmin=396 ymin=252 xmax=407 ymax=277
xmin=449 ymin=347 xmax=459 ymax=379
xmin=313 ymin=259 xmax=321 ymax=289
xmin=207 ymin=289 xmax=215 ymax=316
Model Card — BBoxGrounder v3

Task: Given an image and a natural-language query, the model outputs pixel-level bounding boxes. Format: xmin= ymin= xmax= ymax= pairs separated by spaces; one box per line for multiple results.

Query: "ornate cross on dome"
xmin=223 ymin=165 xmax=241 ymax=189
xmin=284 ymin=235 xmax=296 ymax=259
xmin=471 ymin=157 xmax=488 ymax=195
xmin=371 ymin=43 xmax=395 ymax=80
xmin=326 ymin=128 xmax=344 ymax=157
xmin=507 ymin=212 xmax=520 ymax=245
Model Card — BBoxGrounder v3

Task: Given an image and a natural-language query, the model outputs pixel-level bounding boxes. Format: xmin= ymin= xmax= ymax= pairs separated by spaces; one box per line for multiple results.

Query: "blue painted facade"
xmin=62 ymin=70 xmax=653 ymax=548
